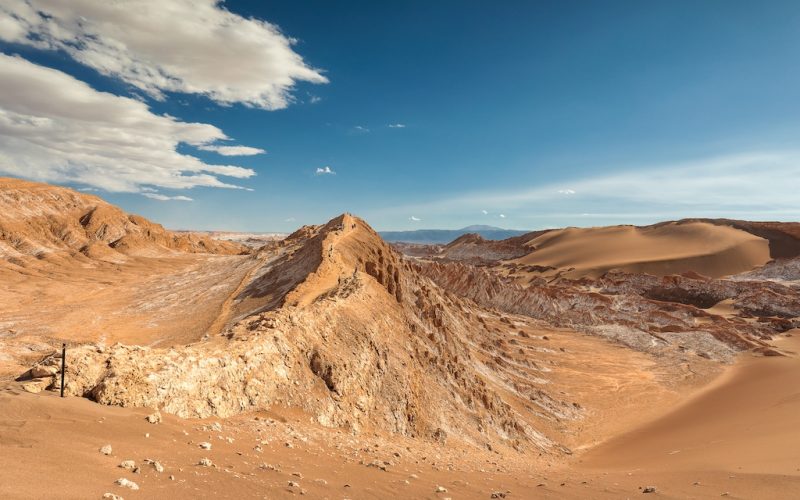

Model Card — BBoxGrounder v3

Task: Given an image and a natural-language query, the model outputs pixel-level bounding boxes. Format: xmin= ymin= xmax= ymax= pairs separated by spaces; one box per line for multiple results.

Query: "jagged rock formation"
xmin=434 ymin=233 xmax=533 ymax=264
xmin=731 ymin=257 xmax=800 ymax=286
xmin=23 ymin=214 xmax=575 ymax=452
xmin=413 ymin=260 xmax=799 ymax=359
xmin=0 ymin=177 xmax=246 ymax=267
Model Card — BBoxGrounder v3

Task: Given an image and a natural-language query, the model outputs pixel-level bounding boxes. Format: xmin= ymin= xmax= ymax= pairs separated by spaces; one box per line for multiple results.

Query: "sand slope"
xmin=513 ymin=221 xmax=770 ymax=278
xmin=575 ymin=332 xmax=800 ymax=498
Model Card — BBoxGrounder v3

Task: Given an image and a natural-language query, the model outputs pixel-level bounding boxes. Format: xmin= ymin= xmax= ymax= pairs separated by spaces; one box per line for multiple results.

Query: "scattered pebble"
xmin=198 ymin=458 xmax=213 ymax=467
xmin=99 ymin=444 xmax=113 ymax=455
xmin=199 ymin=442 xmax=212 ymax=450
xmin=643 ymin=486 xmax=657 ymax=493
xmin=114 ymin=478 xmax=139 ymax=490
xmin=144 ymin=459 xmax=164 ymax=473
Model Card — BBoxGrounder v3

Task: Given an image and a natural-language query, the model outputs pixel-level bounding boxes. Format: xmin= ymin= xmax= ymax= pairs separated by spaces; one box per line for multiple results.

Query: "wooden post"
xmin=60 ymin=343 xmax=66 ymax=398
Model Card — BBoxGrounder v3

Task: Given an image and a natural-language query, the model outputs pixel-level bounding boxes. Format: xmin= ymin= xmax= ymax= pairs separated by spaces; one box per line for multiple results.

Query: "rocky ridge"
xmin=0 ymin=178 xmax=246 ymax=267
xmin=20 ymin=214 xmax=582 ymax=453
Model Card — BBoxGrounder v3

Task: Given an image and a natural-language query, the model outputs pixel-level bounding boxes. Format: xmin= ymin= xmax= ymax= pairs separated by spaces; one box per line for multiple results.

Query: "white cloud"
xmin=0 ymin=53 xmax=256 ymax=193
xmin=197 ymin=145 xmax=266 ymax=156
xmin=284 ymin=217 xmax=296 ymax=222
xmin=558 ymin=189 xmax=576 ymax=195
xmin=0 ymin=0 xmax=327 ymax=109
xmin=481 ymin=209 xmax=489 ymax=215
xmin=499 ymin=214 xmax=506 ymax=218
xmin=353 ymin=125 xmax=370 ymax=133
xmin=315 ymin=166 xmax=335 ymax=175
xmin=308 ymin=95 xmax=322 ymax=104
xmin=388 ymin=123 xmax=406 ymax=128
xmin=142 ymin=192 xmax=193 ymax=201
xmin=409 ymin=216 xmax=421 ymax=221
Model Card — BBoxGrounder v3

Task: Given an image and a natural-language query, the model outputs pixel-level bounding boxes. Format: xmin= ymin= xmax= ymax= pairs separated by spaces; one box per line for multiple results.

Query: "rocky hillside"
xmin=0 ymin=177 xmax=246 ymax=267
xmin=413 ymin=259 xmax=800 ymax=358
xmin=21 ymin=214 xmax=583 ymax=453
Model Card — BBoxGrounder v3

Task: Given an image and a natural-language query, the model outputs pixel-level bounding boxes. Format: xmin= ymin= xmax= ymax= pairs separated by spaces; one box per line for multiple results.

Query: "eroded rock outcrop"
xmin=0 ymin=177 xmax=246 ymax=267
xmin=28 ymin=215 xmax=559 ymax=452
xmin=413 ymin=260 xmax=799 ymax=359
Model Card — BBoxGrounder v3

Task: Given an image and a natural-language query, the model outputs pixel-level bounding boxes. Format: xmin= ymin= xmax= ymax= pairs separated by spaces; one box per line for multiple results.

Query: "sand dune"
xmin=575 ymin=331 xmax=800 ymax=497
xmin=513 ymin=221 xmax=770 ymax=278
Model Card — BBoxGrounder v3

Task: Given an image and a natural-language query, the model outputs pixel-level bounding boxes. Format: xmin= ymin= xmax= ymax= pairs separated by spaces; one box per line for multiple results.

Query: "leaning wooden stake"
xmin=60 ymin=343 xmax=66 ymax=398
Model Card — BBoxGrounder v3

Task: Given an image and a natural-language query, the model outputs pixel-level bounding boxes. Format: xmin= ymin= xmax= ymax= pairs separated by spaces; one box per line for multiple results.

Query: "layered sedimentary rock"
xmin=413 ymin=260 xmax=799 ymax=359
xmin=0 ymin=177 xmax=246 ymax=267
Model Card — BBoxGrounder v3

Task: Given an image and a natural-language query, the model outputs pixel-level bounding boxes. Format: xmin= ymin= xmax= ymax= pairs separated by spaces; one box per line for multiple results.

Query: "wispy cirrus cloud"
xmin=388 ymin=123 xmax=406 ymax=129
xmin=0 ymin=53 xmax=256 ymax=194
xmin=142 ymin=193 xmax=193 ymax=201
xmin=0 ymin=0 xmax=327 ymax=109
xmin=372 ymin=152 xmax=800 ymax=224
xmin=409 ymin=216 xmax=421 ymax=221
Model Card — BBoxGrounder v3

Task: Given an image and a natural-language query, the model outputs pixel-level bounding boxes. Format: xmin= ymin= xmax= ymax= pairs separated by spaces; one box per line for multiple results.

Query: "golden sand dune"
xmin=513 ymin=221 xmax=771 ymax=278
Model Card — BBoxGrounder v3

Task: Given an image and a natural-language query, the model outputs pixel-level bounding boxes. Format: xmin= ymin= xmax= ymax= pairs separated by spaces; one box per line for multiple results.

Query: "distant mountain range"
xmin=379 ymin=225 xmax=529 ymax=244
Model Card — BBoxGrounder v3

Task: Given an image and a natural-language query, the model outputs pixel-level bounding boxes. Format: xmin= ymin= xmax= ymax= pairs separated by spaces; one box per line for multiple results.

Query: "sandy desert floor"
xmin=2 ymin=329 xmax=797 ymax=499
xmin=0 ymin=253 xmax=261 ymax=378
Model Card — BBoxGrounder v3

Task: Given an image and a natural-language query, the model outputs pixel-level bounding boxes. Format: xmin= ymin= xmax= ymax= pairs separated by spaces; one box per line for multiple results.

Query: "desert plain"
xmin=1 ymin=177 xmax=799 ymax=499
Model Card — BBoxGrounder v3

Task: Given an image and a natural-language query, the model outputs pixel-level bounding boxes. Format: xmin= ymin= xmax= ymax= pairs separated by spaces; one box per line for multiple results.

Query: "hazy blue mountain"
xmin=379 ymin=225 xmax=528 ymax=244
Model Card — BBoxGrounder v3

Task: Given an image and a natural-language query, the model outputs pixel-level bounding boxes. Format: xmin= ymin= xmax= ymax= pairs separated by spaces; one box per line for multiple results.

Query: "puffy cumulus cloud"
xmin=409 ymin=216 xmax=421 ymax=221
xmin=481 ymin=209 xmax=489 ymax=215
xmin=0 ymin=53 xmax=256 ymax=194
xmin=388 ymin=123 xmax=406 ymax=128
xmin=0 ymin=0 xmax=327 ymax=109
xmin=315 ymin=166 xmax=335 ymax=175
xmin=499 ymin=214 xmax=506 ymax=218
xmin=558 ymin=189 xmax=576 ymax=195
xmin=197 ymin=145 xmax=266 ymax=156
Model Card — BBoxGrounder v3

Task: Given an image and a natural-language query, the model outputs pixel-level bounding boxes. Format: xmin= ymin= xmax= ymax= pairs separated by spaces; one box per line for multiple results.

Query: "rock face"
xmin=412 ymin=260 xmax=800 ymax=359
xmin=0 ymin=177 xmax=246 ymax=267
xmin=28 ymin=215 xmax=561 ymax=451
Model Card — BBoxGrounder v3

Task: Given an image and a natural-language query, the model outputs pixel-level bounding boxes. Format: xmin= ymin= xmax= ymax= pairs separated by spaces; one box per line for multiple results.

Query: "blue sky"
xmin=1 ymin=1 xmax=799 ymax=231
